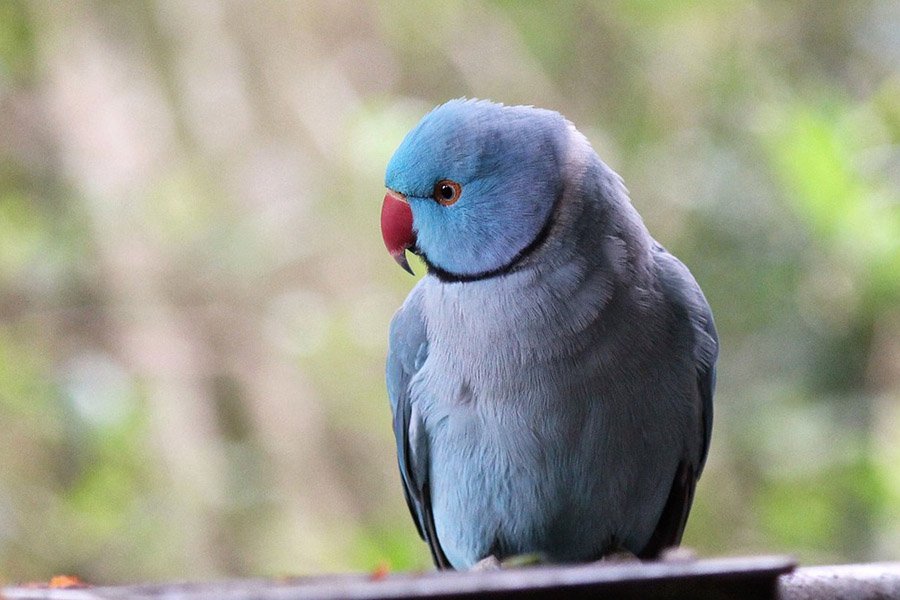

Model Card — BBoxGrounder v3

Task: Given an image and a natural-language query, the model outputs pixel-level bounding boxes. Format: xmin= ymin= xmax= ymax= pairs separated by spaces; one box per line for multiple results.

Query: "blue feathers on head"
xmin=385 ymin=99 xmax=571 ymax=279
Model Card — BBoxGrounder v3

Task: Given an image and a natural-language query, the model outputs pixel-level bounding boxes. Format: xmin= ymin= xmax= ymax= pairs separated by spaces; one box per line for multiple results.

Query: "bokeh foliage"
xmin=0 ymin=0 xmax=897 ymax=583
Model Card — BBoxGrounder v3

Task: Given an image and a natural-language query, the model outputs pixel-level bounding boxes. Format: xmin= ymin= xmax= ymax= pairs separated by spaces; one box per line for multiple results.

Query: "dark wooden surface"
xmin=2 ymin=556 xmax=795 ymax=600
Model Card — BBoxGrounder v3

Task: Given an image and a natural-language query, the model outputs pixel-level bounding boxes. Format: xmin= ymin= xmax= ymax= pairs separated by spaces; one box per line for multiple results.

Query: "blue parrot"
xmin=380 ymin=99 xmax=718 ymax=570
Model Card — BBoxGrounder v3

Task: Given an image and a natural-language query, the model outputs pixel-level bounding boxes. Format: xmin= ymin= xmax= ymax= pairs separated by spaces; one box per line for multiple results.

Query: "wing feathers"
xmin=386 ymin=289 xmax=451 ymax=568
xmin=640 ymin=246 xmax=719 ymax=556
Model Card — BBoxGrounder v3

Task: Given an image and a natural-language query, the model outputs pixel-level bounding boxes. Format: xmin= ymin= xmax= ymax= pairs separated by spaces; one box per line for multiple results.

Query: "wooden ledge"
xmin=3 ymin=555 xmax=795 ymax=600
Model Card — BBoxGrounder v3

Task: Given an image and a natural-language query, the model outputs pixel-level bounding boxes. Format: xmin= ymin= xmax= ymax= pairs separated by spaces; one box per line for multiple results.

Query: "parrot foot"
xmin=470 ymin=555 xmax=501 ymax=571
xmin=470 ymin=553 xmax=548 ymax=571
xmin=595 ymin=547 xmax=640 ymax=564
xmin=660 ymin=546 xmax=697 ymax=563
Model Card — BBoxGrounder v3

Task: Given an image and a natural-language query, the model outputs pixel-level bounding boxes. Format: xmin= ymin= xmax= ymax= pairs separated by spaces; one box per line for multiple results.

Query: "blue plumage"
xmin=386 ymin=100 xmax=565 ymax=278
xmin=382 ymin=99 xmax=718 ymax=569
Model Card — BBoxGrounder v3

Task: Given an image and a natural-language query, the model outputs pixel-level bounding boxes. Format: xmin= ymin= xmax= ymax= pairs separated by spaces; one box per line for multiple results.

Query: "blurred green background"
xmin=0 ymin=0 xmax=898 ymax=584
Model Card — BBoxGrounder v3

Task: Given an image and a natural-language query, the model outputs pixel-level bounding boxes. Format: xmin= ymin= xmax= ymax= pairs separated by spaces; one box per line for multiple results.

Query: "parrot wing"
xmin=639 ymin=244 xmax=719 ymax=558
xmin=386 ymin=286 xmax=452 ymax=569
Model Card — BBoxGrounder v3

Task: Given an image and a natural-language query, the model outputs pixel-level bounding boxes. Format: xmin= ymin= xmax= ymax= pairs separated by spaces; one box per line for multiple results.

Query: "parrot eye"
xmin=434 ymin=180 xmax=462 ymax=206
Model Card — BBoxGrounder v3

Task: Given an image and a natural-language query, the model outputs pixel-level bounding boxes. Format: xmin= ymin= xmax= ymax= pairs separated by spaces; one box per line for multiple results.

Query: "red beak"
xmin=381 ymin=190 xmax=416 ymax=275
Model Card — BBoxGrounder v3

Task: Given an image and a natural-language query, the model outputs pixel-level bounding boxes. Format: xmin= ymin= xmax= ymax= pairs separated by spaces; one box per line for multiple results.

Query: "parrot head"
xmin=381 ymin=99 xmax=570 ymax=281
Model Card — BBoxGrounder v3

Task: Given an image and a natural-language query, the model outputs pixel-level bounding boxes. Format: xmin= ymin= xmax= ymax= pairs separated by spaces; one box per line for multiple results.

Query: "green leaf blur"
xmin=0 ymin=0 xmax=897 ymax=584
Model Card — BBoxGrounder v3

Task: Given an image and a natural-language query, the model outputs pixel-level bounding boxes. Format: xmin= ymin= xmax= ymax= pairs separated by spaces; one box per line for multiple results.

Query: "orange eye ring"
xmin=434 ymin=180 xmax=462 ymax=206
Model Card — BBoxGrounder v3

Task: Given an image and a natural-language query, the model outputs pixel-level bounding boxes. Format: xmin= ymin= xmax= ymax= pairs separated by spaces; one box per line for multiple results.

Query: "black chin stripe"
xmin=418 ymin=197 xmax=560 ymax=284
